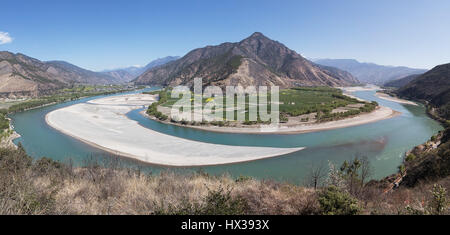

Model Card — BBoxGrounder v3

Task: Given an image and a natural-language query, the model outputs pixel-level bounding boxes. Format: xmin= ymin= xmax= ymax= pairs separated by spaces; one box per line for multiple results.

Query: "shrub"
xmin=32 ymin=157 xmax=66 ymax=176
xmin=318 ymin=186 xmax=360 ymax=215
xmin=430 ymin=184 xmax=448 ymax=215
xmin=155 ymin=187 xmax=248 ymax=215
xmin=405 ymin=153 xmax=416 ymax=162
xmin=235 ymin=175 xmax=252 ymax=183
xmin=398 ymin=164 xmax=406 ymax=175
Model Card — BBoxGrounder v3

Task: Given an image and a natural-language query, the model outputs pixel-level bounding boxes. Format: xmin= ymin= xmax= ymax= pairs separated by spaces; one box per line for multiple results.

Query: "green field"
xmin=279 ymin=87 xmax=377 ymax=122
xmin=146 ymin=87 xmax=378 ymax=125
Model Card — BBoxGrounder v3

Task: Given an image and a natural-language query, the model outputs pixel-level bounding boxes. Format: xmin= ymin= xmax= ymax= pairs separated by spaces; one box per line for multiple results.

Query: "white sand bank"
xmin=146 ymin=105 xmax=399 ymax=134
xmin=375 ymin=92 xmax=418 ymax=106
xmin=46 ymin=94 xmax=303 ymax=166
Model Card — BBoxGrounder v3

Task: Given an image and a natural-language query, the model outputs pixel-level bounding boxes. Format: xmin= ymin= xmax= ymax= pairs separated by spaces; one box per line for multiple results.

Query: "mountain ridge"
xmin=0 ymin=51 xmax=120 ymax=97
xmin=134 ymin=32 xmax=359 ymax=88
xmin=102 ymin=56 xmax=180 ymax=83
xmin=384 ymin=74 xmax=422 ymax=88
xmin=397 ymin=63 xmax=450 ymax=119
xmin=315 ymin=58 xmax=427 ymax=85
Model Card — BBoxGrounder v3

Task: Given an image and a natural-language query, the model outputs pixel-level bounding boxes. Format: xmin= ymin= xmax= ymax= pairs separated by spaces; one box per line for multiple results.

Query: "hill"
xmin=392 ymin=63 xmax=450 ymax=190
xmin=315 ymin=58 xmax=426 ymax=85
xmin=102 ymin=56 xmax=180 ymax=82
xmin=397 ymin=63 xmax=450 ymax=119
xmin=0 ymin=51 xmax=121 ymax=97
xmin=384 ymin=74 xmax=422 ymax=88
xmin=133 ymin=33 xmax=359 ymax=88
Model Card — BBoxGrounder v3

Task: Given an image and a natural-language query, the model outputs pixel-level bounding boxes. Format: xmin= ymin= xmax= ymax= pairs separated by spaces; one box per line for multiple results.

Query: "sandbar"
xmin=46 ymin=94 xmax=304 ymax=166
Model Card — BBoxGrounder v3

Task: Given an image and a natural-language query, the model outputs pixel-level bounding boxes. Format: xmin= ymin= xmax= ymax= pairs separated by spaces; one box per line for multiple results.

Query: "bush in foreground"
xmin=0 ymin=146 xmax=448 ymax=215
xmin=318 ymin=186 xmax=360 ymax=215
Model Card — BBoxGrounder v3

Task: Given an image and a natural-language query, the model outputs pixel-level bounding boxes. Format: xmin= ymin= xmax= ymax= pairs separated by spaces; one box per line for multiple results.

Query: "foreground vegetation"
xmin=146 ymin=87 xmax=378 ymax=125
xmin=0 ymin=110 xmax=9 ymax=142
xmin=0 ymin=145 xmax=447 ymax=215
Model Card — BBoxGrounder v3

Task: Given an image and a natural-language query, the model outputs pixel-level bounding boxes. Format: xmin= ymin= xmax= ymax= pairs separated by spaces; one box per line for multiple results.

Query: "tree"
xmin=318 ymin=186 xmax=360 ymax=215
xmin=306 ymin=161 xmax=327 ymax=190
xmin=359 ymin=156 xmax=372 ymax=188
xmin=326 ymin=161 xmax=346 ymax=190
xmin=338 ymin=155 xmax=372 ymax=196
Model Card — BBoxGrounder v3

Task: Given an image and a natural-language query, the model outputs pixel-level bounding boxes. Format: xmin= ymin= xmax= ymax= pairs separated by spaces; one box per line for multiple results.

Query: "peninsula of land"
xmin=46 ymin=94 xmax=303 ymax=166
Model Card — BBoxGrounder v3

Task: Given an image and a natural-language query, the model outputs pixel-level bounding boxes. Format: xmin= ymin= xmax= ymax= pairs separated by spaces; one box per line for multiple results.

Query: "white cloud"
xmin=0 ymin=32 xmax=13 ymax=44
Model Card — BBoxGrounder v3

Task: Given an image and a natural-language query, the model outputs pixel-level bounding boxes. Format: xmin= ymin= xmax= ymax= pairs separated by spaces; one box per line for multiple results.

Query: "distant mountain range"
xmin=397 ymin=63 xmax=450 ymax=119
xmin=102 ymin=56 xmax=180 ymax=82
xmin=0 ymin=51 xmax=121 ymax=97
xmin=133 ymin=32 xmax=359 ymax=88
xmin=314 ymin=59 xmax=427 ymax=85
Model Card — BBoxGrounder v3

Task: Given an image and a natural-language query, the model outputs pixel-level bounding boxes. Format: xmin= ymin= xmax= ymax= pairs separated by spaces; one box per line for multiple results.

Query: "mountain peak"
xmin=250 ymin=32 xmax=264 ymax=37
xmin=245 ymin=32 xmax=269 ymax=41
xmin=134 ymin=34 xmax=359 ymax=87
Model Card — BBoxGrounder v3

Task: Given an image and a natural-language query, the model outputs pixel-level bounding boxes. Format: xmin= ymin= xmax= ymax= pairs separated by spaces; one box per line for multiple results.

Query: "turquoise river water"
xmin=10 ymin=89 xmax=443 ymax=184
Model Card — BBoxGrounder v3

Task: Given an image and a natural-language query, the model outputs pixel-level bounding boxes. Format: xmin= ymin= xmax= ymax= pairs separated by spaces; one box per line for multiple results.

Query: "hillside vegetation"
xmin=384 ymin=74 xmax=422 ymax=88
xmin=0 ymin=145 xmax=447 ymax=215
xmin=397 ymin=63 xmax=450 ymax=120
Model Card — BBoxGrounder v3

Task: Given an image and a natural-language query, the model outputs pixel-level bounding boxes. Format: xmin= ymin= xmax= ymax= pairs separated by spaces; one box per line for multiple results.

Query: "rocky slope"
xmin=384 ymin=74 xmax=422 ymax=88
xmin=397 ymin=63 xmax=450 ymax=119
xmin=134 ymin=33 xmax=359 ymax=88
xmin=315 ymin=58 xmax=427 ymax=85
xmin=0 ymin=51 xmax=119 ymax=97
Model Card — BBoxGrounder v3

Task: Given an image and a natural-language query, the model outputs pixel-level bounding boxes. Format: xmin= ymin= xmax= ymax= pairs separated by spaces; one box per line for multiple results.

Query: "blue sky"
xmin=1 ymin=0 xmax=449 ymax=71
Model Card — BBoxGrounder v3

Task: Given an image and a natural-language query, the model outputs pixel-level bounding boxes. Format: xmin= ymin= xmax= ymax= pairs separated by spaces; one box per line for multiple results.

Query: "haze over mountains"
xmin=314 ymin=59 xmax=427 ymax=85
xmin=102 ymin=56 xmax=180 ymax=83
xmin=134 ymin=32 xmax=359 ymax=88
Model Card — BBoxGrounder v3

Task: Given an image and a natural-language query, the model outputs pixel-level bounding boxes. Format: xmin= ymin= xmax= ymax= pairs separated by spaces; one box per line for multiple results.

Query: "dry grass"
xmin=49 ymin=170 xmax=318 ymax=215
xmin=0 ymin=146 xmax=448 ymax=215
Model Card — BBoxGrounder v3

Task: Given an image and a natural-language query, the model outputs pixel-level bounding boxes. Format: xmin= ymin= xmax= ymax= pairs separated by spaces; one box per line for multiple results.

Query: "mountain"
xmin=0 ymin=51 xmax=119 ymax=97
xmin=314 ymin=59 xmax=427 ymax=85
xmin=141 ymin=56 xmax=180 ymax=72
xmin=397 ymin=63 xmax=450 ymax=119
xmin=133 ymin=32 xmax=359 ymax=88
xmin=103 ymin=56 xmax=180 ymax=83
xmin=314 ymin=63 xmax=360 ymax=85
xmin=384 ymin=74 xmax=422 ymax=88
xmin=102 ymin=66 xmax=142 ymax=83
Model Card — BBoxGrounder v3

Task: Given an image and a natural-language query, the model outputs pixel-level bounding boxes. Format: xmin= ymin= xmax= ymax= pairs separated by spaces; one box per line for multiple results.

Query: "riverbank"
xmin=45 ymin=93 xmax=303 ymax=166
xmin=1 ymin=87 xmax=141 ymax=149
xmin=141 ymin=105 xmax=399 ymax=134
xmin=144 ymin=86 xmax=399 ymax=134
xmin=0 ymin=117 xmax=20 ymax=149
xmin=375 ymin=92 xmax=418 ymax=106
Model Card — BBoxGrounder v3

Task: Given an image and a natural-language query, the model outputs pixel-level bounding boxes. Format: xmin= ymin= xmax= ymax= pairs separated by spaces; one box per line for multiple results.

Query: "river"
xmin=10 ymin=88 xmax=443 ymax=183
